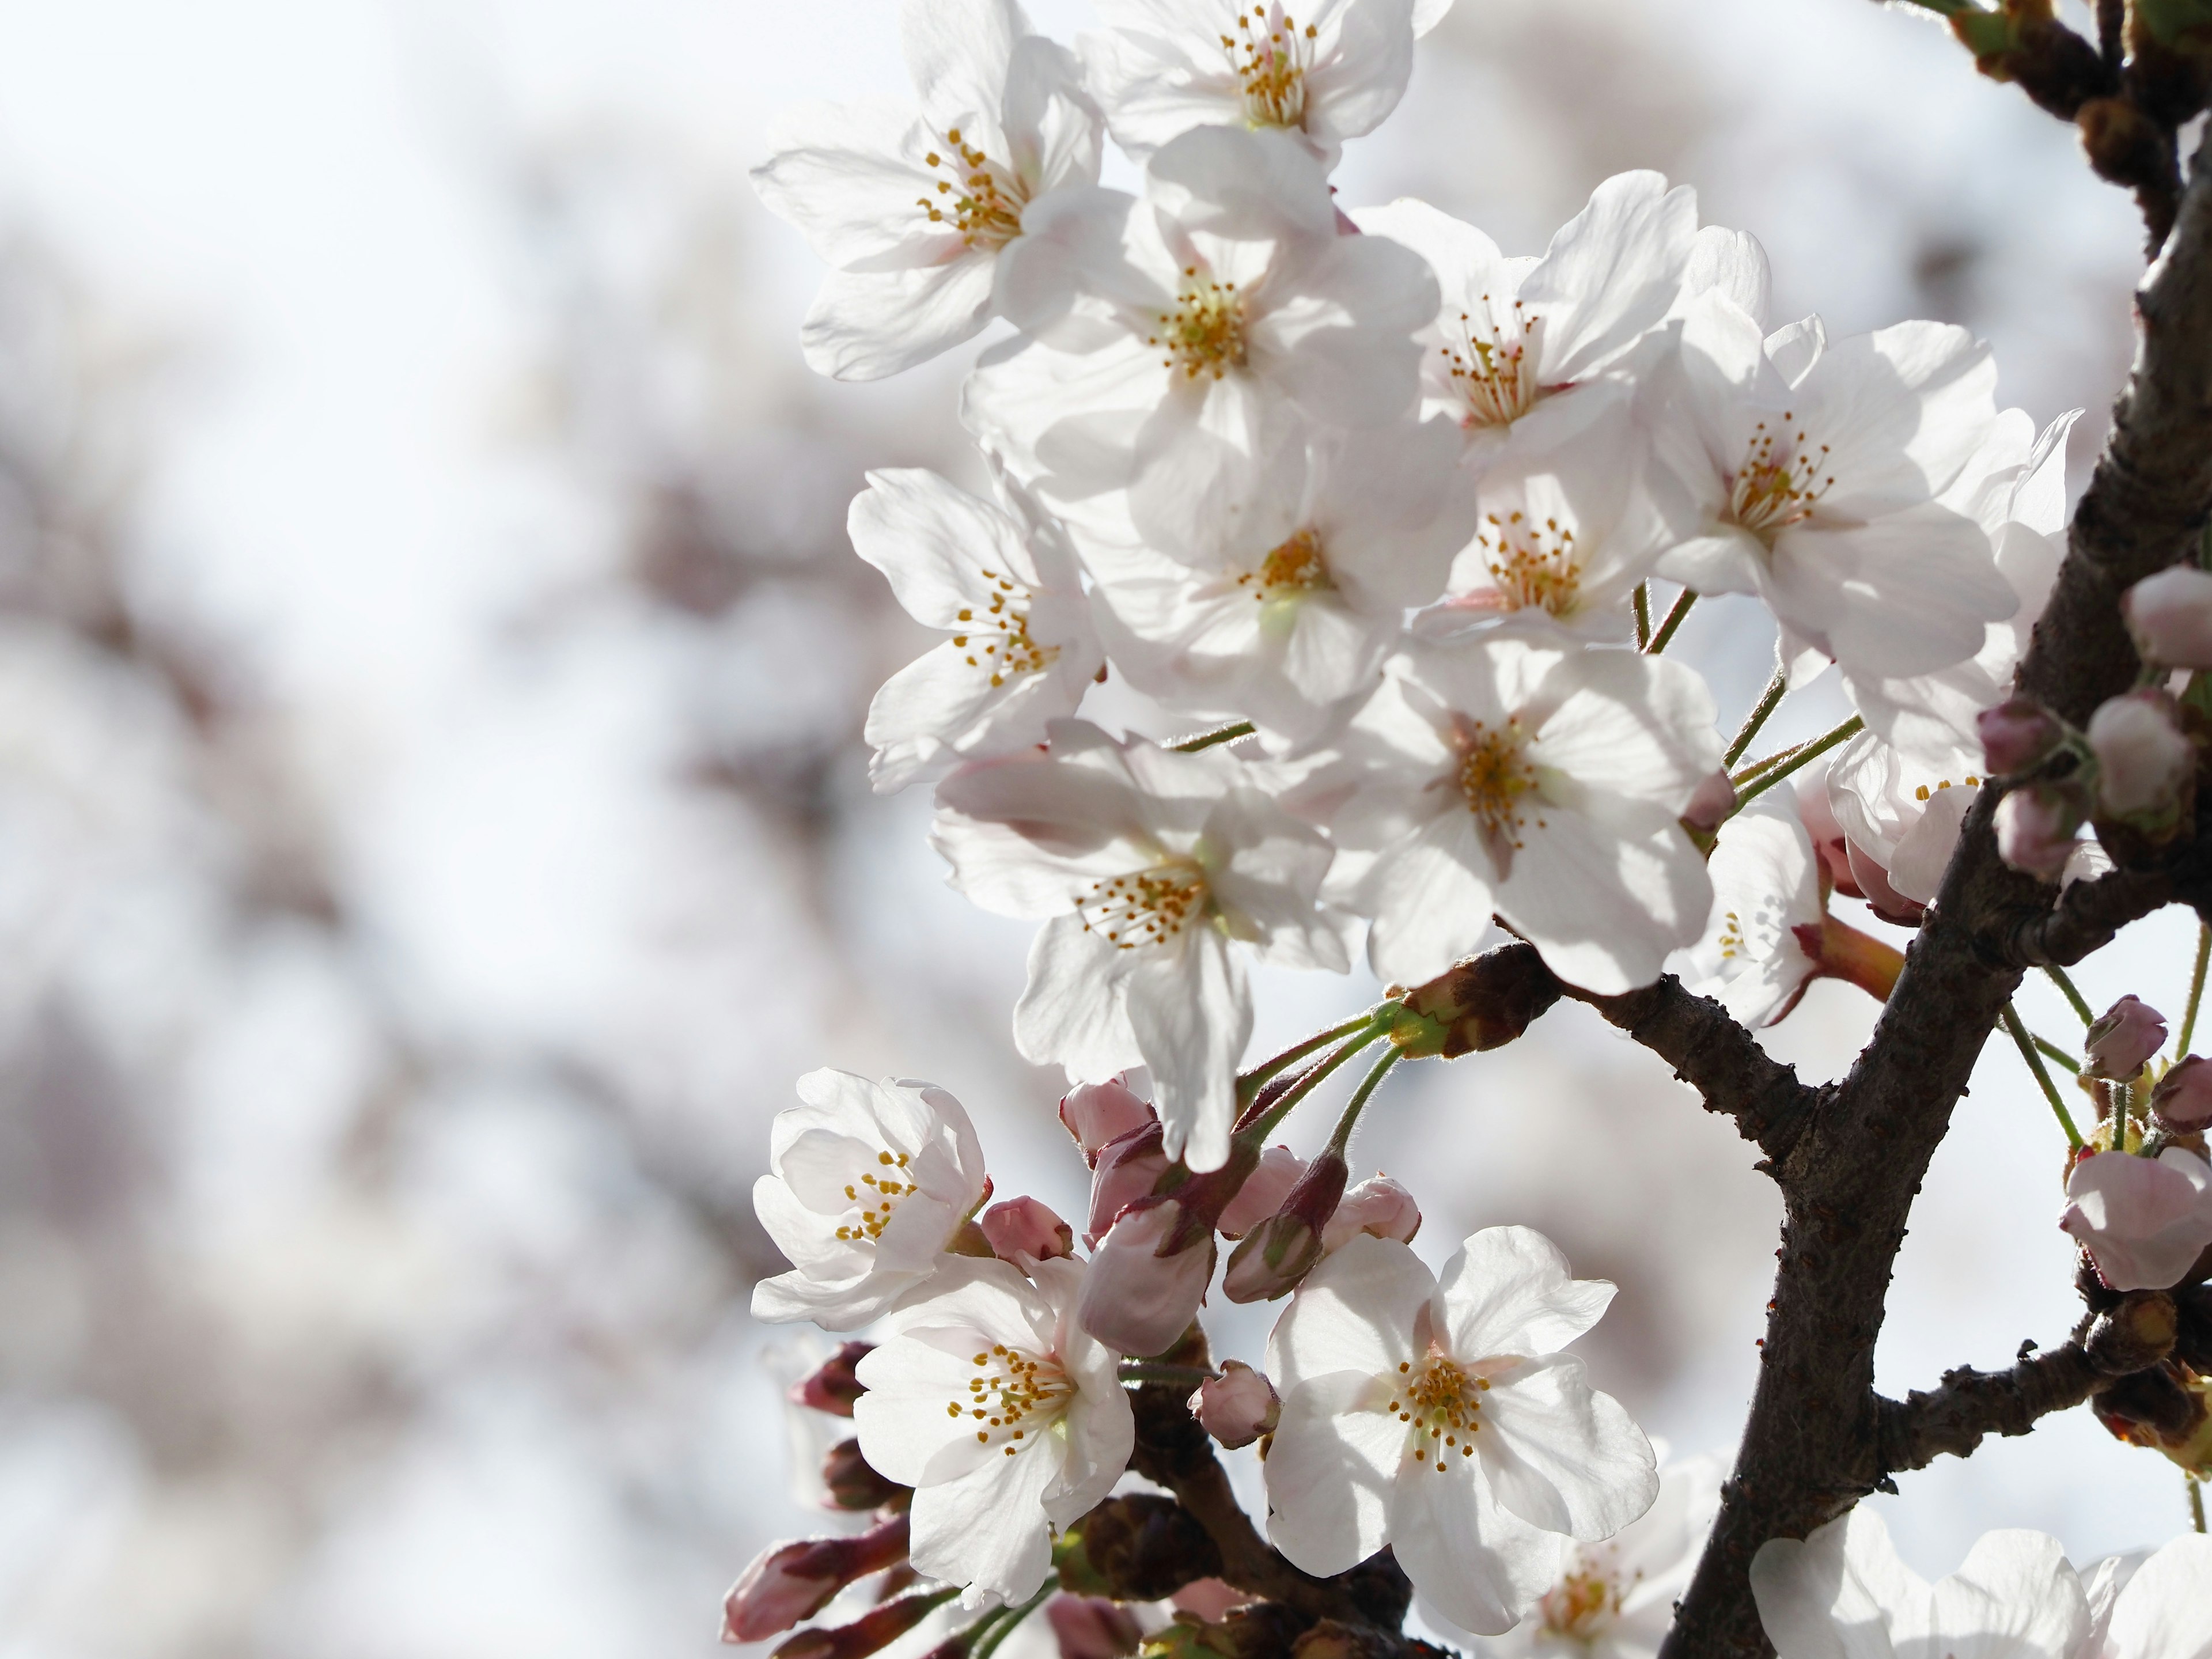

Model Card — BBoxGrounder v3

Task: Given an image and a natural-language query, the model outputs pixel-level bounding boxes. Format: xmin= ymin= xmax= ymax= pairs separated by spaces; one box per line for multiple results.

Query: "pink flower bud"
xmin=2123 ymin=565 xmax=2212 ymax=669
xmin=722 ymin=1514 xmax=911 ymax=1642
xmin=1075 ymin=1198 xmax=1215 ymax=1357
xmin=1217 ymin=1145 xmax=1306 ymax=1239
xmin=1844 ymin=839 xmax=1925 ymax=925
xmin=1221 ymin=1152 xmax=1346 ymax=1304
xmin=1321 ymin=1176 xmax=1422 ymax=1252
xmin=1060 ymin=1078 xmax=1157 ymax=1168
xmin=1977 ymin=698 xmax=2063 ymax=776
xmin=1683 ymin=768 xmax=1737 ymax=834
xmin=1085 ymin=1123 xmax=1171 ymax=1249
xmin=1995 ymin=785 xmax=2083 ymax=881
xmin=1189 ymin=1359 xmax=1280 ymax=1450
xmin=2085 ymin=995 xmax=2169 ymax=1081
xmin=1801 ymin=778 xmax=1864 ymax=899
xmin=2060 ymin=1149 xmax=2212 ymax=1291
xmin=2089 ymin=691 xmax=2195 ymax=825
xmin=789 ymin=1342 xmax=874 ymax=1416
xmin=980 ymin=1196 xmax=1075 ymax=1263
xmin=2153 ymin=1055 xmax=2212 ymax=1131
xmin=1046 ymin=1596 xmax=1143 ymax=1659
xmin=766 ymin=1588 xmax=948 ymax=1659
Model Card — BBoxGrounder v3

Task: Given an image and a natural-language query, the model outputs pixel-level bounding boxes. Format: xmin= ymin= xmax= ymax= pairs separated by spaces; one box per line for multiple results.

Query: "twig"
xmin=1978 ymin=864 xmax=2175 ymax=969
xmin=1646 ymin=588 xmax=1697 ymax=654
xmin=1874 ymin=1344 xmax=2102 ymax=1474
xmin=1634 ymin=581 xmax=1652 ymax=650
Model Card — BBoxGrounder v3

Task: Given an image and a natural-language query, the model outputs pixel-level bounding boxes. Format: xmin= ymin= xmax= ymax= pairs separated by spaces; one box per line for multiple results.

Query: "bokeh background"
xmin=0 ymin=0 xmax=2194 ymax=1653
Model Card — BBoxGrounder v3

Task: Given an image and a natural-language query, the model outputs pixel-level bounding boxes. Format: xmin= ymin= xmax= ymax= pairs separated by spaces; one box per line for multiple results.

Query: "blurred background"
xmin=0 ymin=0 xmax=2191 ymax=1653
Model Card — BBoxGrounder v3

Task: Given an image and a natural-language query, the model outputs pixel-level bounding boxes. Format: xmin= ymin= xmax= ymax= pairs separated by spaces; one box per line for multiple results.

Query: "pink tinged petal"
xmin=1523 ymin=171 xmax=1699 ymax=385
xmin=2061 ymin=1149 xmax=2212 ymax=1291
xmin=1123 ymin=927 xmax=1249 ymax=1172
xmin=1062 ymin=1078 xmax=1156 ymax=1165
xmin=1267 ymin=1233 xmax=1435 ymax=1393
xmin=1391 ymin=1449 xmax=1575 ymax=1637
xmin=2105 ymin=1534 xmax=2212 ymax=1659
xmin=1075 ymin=1200 xmax=1214 ymax=1357
xmin=1322 ymin=1177 xmax=1421 ymax=1251
xmin=1440 ymin=1226 xmax=1617 ymax=1356
xmin=1219 ymin=1145 xmax=1308 ymax=1238
xmin=1263 ymin=1370 xmax=1404 ymax=1577
xmin=1478 ymin=1355 xmax=1657 ymax=1541
xmin=1014 ymin=914 xmax=1145 ymax=1082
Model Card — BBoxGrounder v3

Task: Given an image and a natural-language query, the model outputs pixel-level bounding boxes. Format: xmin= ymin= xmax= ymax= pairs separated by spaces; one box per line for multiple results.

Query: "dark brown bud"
xmin=2078 ymin=96 xmax=2180 ymax=207
xmin=790 ymin=1342 xmax=875 ymax=1416
xmin=768 ymin=1589 xmax=950 ymax=1659
xmin=2085 ymin=1290 xmax=2179 ymax=1374
xmin=1389 ymin=942 xmax=1560 ymax=1059
xmin=1143 ymin=1603 xmax=1317 ymax=1659
xmin=2093 ymin=1361 xmax=2205 ymax=1444
xmin=1069 ymin=1494 xmax=1224 ymax=1601
xmin=821 ymin=1439 xmax=907 ymax=1512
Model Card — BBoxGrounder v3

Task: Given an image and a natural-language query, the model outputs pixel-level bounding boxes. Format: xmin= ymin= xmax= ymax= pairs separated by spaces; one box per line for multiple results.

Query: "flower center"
xmin=1238 ymin=527 xmax=1332 ymax=600
xmin=834 ymin=1149 xmax=916 ymax=1243
xmin=1151 ymin=270 xmax=1248 ymax=381
xmin=1456 ymin=719 xmax=1540 ymax=854
xmin=916 ymin=127 xmax=1025 ymax=252
xmin=947 ymin=1342 xmax=1073 ymax=1458
xmin=1728 ymin=414 xmax=1834 ymax=539
xmin=1223 ymin=6 xmax=1315 ymax=130
xmin=1912 ymin=774 xmax=1980 ymax=801
xmin=1387 ymin=1351 xmax=1489 ymax=1471
xmin=1441 ymin=301 xmax=1544 ymax=428
xmin=1540 ymin=1560 xmax=1631 ymax=1642
xmin=950 ymin=565 xmax=1060 ymax=687
xmin=1478 ymin=509 xmax=1580 ymax=615
xmin=1077 ymin=859 xmax=1211 ymax=950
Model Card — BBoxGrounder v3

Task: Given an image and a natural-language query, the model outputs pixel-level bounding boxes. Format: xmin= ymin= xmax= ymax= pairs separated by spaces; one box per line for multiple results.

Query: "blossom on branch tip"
xmin=1828 ymin=730 xmax=1987 ymax=912
xmin=790 ymin=1342 xmax=876 ymax=1417
xmin=1262 ymin=1229 xmax=1657 ymax=1635
xmin=853 ymin=468 xmax=1105 ymax=793
xmin=854 ymin=1256 xmax=1134 ymax=1608
xmin=2061 ymin=1149 xmax=2212 ymax=1291
xmin=751 ymin=0 xmax=1103 ymax=380
xmin=2084 ymin=996 xmax=2168 ymax=1082
xmin=933 ymin=719 xmax=1346 ymax=1170
xmin=2123 ymin=564 xmax=2212 ymax=671
xmin=753 ymin=1070 xmax=991 ymax=1331
xmin=1191 ymin=1359 xmax=1281 ymax=1450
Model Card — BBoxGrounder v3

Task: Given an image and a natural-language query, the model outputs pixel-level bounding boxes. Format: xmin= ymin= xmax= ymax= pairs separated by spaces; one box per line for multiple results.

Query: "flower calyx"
xmin=790 ymin=1342 xmax=875 ymax=1416
xmin=1221 ymin=1151 xmax=1347 ymax=1302
xmin=1383 ymin=941 xmax=1562 ymax=1059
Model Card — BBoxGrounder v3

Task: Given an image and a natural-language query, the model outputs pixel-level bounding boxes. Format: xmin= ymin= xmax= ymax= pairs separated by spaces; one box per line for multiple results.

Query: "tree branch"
xmin=1875 ymin=1344 xmax=2101 ymax=1474
xmin=1976 ymin=862 xmax=2176 ymax=968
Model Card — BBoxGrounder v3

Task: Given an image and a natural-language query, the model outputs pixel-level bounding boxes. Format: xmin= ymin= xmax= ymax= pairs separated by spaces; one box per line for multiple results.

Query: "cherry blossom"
xmin=1299 ymin=633 xmax=1719 ymax=994
xmin=854 ymin=1256 xmax=1135 ymax=1608
xmin=752 ymin=0 xmax=1103 ymax=380
xmin=2061 ymin=1148 xmax=2212 ymax=1292
xmin=1084 ymin=0 xmax=1443 ymax=169
xmin=1263 ymin=1230 xmax=1657 ymax=1635
xmin=853 ymin=468 xmax=1105 ymax=792
xmin=2084 ymin=996 xmax=2168 ymax=1082
xmin=933 ymin=719 xmax=1346 ymax=1169
xmin=1077 ymin=1197 xmax=1217 ymax=1355
xmin=1650 ymin=295 xmax=2019 ymax=683
xmin=1825 ymin=729 xmax=1987 ymax=916
xmin=1357 ymin=175 xmax=1698 ymax=479
xmin=965 ymin=124 xmax=1437 ymax=554
xmin=1678 ymin=789 xmax=1825 ymax=1028
xmin=2078 ymin=1534 xmax=2212 ymax=1659
xmin=1062 ymin=1077 xmax=1157 ymax=1166
xmin=753 ymin=1070 xmax=991 ymax=1331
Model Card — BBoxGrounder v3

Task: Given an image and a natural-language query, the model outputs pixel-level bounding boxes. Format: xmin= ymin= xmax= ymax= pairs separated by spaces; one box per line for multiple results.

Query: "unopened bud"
xmin=2086 ymin=995 xmax=2169 ymax=1081
xmin=1190 ymin=1359 xmax=1281 ymax=1449
xmin=1077 ymin=1199 xmax=1216 ymax=1357
xmin=766 ymin=1588 xmax=950 ymax=1659
xmin=1321 ymin=1176 xmax=1421 ymax=1252
xmin=980 ymin=1196 xmax=1075 ymax=1263
xmin=1995 ymin=784 xmax=2085 ymax=881
xmin=1067 ymin=1493 xmax=1224 ymax=1601
xmin=789 ymin=1342 xmax=874 ymax=1416
xmin=1682 ymin=769 xmax=1736 ymax=834
xmin=1086 ymin=1122 xmax=1170 ymax=1248
xmin=2061 ymin=1148 xmax=2212 ymax=1291
xmin=1048 ymin=1598 xmax=1143 ymax=1659
xmin=2085 ymin=1289 xmax=2179 ymax=1375
xmin=1844 ymin=838 xmax=1924 ymax=925
xmin=1800 ymin=781 xmax=1863 ymax=899
xmin=821 ymin=1439 xmax=906 ymax=1512
xmin=1977 ymin=698 xmax=2064 ymax=776
xmin=1062 ymin=1078 xmax=1157 ymax=1168
xmin=2123 ymin=566 xmax=2212 ymax=669
xmin=2089 ymin=691 xmax=2195 ymax=829
xmin=1218 ymin=1145 xmax=1305 ymax=1240
xmin=2095 ymin=1366 xmax=2212 ymax=1474
xmin=1388 ymin=941 xmax=1561 ymax=1059
xmin=722 ymin=1514 xmax=911 ymax=1642
xmin=2154 ymin=1056 xmax=2212 ymax=1131
xmin=1222 ymin=1152 xmax=1346 ymax=1303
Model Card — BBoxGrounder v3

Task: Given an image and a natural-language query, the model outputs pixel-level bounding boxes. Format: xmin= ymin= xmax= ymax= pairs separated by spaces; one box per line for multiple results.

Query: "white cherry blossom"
xmin=1650 ymin=294 xmax=2019 ymax=682
xmin=965 ymin=124 xmax=1437 ymax=555
xmin=1477 ymin=1454 xmax=1724 ymax=1659
xmin=1825 ymin=729 xmax=1986 ymax=915
xmin=854 ymin=1256 xmax=1134 ymax=1608
xmin=932 ymin=719 xmax=1346 ymax=1171
xmin=1297 ymin=634 xmax=1719 ymax=994
xmin=2079 ymin=1534 xmax=2212 ymax=1659
xmin=854 ymin=468 xmax=1105 ymax=792
xmin=1083 ymin=415 xmax=1470 ymax=739
xmin=1263 ymin=1230 xmax=1658 ymax=1636
xmin=752 ymin=0 xmax=1102 ymax=380
xmin=1357 ymin=175 xmax=1698 ymax=478
xmin=753 ymin=1070 xmax=991 ymax=1331
xmin=1083 ymin=0 xmax=1442 ymax=170
xmin=1751 ymin=1509 xmax=2087 ymax=1659
xmin=1678 ymin=787 xmax=1825 ymax=1029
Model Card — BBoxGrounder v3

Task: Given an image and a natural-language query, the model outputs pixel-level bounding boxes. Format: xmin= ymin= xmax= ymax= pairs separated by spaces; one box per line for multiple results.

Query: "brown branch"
xmin=1555 ymin=974 xmax=1819 ymax=1165
xmin=1976 ymin=861 xmax=2176 ymax=967
xmin=1876 ymin=1344 xmax=2101 ymax=1474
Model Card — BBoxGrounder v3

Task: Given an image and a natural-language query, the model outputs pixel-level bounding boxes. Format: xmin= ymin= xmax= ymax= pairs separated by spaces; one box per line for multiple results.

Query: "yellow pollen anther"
xmin=1237 ymin=527 xmax=1332 ymax=600
xmin=1153 ymin=276 xmax=1247 ymax=380
xmin=1457 ymin=719 xmax=1539 ymax=853
xmin=1729 ymin=416 xmax=1835 ymax=540
xmin=1224 ymin=5 xmax=1313 ymax=129
xmin=1478 ymin=509 xmax=1580 ymax=615
xmin=915 ymin=127 xmax=1025 ymax=250
xmin=1441 ymin=299 xmax=1543 ymax=428
xmin=1077 ymin=861 xmax=1210 ymax=950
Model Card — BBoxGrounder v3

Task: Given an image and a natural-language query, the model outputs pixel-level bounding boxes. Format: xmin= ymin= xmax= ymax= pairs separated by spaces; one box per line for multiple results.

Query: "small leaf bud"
xmin=765 ymin=1588 xmax=950 ymax=1659
xmin=2153 ymin=1055 xmax=2212 ymax=1131
xmin=820 ymin=1438 xmax=907 ymax=1512
xmin=1222 ymin=1152 xmax=1347 ymax=1303
xmin=1388 ymin=942 xmax=1561 ymax=1059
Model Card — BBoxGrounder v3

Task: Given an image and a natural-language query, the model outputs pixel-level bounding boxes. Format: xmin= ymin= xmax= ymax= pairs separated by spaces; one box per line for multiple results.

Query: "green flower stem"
xmin=1633 ymin=582 xmax=1653 ymax=650
xmin=1238 ymin=1012 xmax=1383 ymax=1108
xmin=1238 ymin=1025 xmax=1386 ymax=1141
xmin=1732 ymin=717 xmax=1863 ymax=810
xmin=970 ymin=1586 xmax=1053 ymax=1659
xmin=2041 ymin=964 xmax=2094 ymax=1026
xmin=1646 ymin=588 xmax=1698 ymax=654
xmin=2191 ymin=1475 xmax=2207 ymax=1534
xmin=2003 ymin=1003 xmax=2085 ymax=1150
xmin=1325 ymin=1048 xmax=1404 ymax=1156
xmin=1725 ymin=667 xmax=1790 ymax=768
xmin=1169 ymin=721 xmax=1255 ymax=754
xmin=2181 ymin=922 xmax=2211 ymax=1055
xmin=2031 ymin=1031 xmax=2081 ymax=1075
